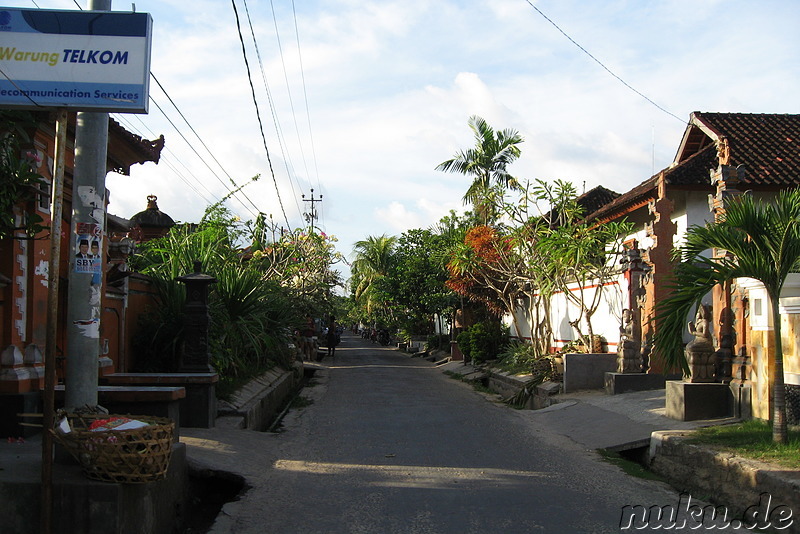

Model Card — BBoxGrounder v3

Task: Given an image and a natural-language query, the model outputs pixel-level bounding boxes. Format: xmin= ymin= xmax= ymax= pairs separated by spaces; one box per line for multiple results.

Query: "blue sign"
xmin=0 ymin=8 xmax=152 ymax=113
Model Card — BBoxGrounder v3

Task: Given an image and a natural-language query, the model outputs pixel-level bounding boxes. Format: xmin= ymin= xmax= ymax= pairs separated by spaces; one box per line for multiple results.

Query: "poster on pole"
xmin=0 ymin=8 xmax=152 ymax=113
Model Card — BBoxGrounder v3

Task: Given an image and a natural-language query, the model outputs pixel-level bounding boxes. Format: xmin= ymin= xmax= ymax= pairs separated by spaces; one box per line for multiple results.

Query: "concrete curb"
xmin=217 ymin=364 xmax=302 ymax=431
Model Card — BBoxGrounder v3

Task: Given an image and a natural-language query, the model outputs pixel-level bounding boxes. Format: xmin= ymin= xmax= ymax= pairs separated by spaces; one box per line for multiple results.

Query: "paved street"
xmin=185 ymin=333 xmax=699 ymax=533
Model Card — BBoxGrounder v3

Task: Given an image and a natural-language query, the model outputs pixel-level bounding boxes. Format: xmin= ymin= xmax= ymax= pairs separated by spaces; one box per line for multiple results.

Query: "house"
xmin=511 ymin=112 xmax=800 ymax=421
xmin=0 ymin=111 xmax=164 ymax=434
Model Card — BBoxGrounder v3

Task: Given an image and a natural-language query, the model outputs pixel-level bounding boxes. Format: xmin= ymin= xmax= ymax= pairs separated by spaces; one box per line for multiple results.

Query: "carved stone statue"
xmin=714 ymin=333 xmax=734 ymax=383
xmin=617 ymin=309 xmax=641 ymax=373
xmin=685 ymin=305 xmax=715 ymax=382
xmin=687 ymin=305 xmax=713 ymax=348
xmin=640 ymin=334 xmax=652 ymax=374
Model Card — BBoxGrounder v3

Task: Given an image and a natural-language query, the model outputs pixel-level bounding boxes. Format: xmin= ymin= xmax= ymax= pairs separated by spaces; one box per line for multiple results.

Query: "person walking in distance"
xmin=326 ymin=316 xmax=338 ymax=358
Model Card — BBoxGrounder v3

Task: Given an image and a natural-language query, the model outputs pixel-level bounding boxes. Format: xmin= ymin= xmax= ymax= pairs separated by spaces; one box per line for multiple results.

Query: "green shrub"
xmin=426 ymin=334 xmax=450 ymax=351
xmin=497 ymin=340 xmax=557 ymax=379
xmin=130 ymin=213 xmax=301 ymax=401
xmin=456 ymin=330 xmax=472 ymax=359
xmin=456 ymin=321 xmax=508 ymax=363
xmin=497 ymin=341 xmax=537 ymax=373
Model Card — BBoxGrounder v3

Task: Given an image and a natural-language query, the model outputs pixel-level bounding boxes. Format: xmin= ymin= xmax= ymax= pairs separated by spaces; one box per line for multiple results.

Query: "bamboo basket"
xmin=51 ymin=414 xmax=174 ymax=484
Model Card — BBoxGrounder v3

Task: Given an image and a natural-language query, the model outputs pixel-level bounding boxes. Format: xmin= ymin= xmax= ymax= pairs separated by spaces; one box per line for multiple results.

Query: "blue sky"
xmin=4 ymin=0 xmax=800 ymax=284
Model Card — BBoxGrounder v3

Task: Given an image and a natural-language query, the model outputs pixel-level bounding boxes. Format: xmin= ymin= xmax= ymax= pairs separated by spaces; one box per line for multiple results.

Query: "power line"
xmin=147 ymin=95 xmax=259 ymax=220
xmin=112 ymin=114 xmax=220 ymax=207
xmin=267 ymin=0 xmax=316 ymax=193
xmin=126 ymin=86 xmax=261 ymax=222
xmin=522 ymin=0 xmax=685 ymax=124
xmin=116 ymin=106 xmax=229 ymax=204
xmin=149 ymin=73 xmax=263 ymax=215
xmin=231 ymin=0 xmax=292 ymax=230
xmin=28 ymin=0 xmax=260 ymax=223
xmin=241 ymin=0 xmax=304 ymax=218
xmin=290 ymin=0 xmax=324 ymax=225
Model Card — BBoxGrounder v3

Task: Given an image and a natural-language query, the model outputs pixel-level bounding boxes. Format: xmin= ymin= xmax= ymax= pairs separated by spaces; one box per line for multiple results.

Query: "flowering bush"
xmin=0 ymin=111 xmax=48 ymax=240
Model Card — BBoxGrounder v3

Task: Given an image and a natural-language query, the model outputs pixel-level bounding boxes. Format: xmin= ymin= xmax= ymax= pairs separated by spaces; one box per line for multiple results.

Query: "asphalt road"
xmin=195 ymin=333 xmax=702 ymax=533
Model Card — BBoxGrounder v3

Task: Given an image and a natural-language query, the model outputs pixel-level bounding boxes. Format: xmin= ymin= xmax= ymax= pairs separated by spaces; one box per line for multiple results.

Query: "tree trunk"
xmin=770 ymin=295 xmax=788 ymax=443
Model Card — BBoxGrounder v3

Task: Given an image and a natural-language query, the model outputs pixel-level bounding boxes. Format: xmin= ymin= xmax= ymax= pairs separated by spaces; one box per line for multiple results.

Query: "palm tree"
xmin=436 ymin=116 xmax=524 ymax=223
xmin=654 ymin=188 xmax=800 ymax=443
xmin=350 ymin=234 xmax=397 ymax=316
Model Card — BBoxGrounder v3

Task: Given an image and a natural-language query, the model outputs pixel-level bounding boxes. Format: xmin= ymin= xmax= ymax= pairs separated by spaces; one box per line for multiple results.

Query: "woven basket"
xmin=51 ymin=414 xmax=174 ymax=484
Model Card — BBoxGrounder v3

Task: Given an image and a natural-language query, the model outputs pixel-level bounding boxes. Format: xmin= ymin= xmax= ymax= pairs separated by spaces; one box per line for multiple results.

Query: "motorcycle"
xmin=377 ymin=329 xmax=391 ymax=346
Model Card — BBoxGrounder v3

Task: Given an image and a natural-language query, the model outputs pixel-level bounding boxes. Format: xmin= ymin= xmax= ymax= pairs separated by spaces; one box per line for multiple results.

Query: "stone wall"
xmin=562 ymin=353 xmax=618 ymax=393
xmin=649 ymin=431 xmax=800 ymax=533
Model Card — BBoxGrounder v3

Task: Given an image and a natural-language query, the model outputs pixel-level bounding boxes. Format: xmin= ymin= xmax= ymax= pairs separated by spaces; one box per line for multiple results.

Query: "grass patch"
xmin=597 ymin=448 xmax=666 ymax=482
xmin=494 ymin=361 xmax=532 ymax=375
xmin=470 ymin=381 xmax=495 ymax=395
xmin=684 ymin=419 xmax=800 ymax=469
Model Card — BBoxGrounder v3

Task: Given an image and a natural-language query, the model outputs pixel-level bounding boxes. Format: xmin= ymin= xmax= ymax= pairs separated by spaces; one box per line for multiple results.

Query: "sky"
xmin=5 ymin=0 xmax=800 ymax=286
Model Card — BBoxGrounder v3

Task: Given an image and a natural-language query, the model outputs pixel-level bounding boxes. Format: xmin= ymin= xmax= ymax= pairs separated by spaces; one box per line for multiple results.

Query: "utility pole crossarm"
xmin=302 ymin=188 xmax=323 ymax=233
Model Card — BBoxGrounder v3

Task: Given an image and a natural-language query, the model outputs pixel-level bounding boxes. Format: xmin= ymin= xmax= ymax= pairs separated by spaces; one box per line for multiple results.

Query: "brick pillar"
xmin=642 ymin=173 xmax=677 ymax=374
xmin=709 ymin=164 xmax=744 ymax=383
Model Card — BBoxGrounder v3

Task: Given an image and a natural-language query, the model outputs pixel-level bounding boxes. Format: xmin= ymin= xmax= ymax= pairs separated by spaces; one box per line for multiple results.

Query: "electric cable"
xmin=24 ymin=0 xmax=257 ymax=222
xmin=291 ymin=0 xmax=321 ymax=193
xmin=522 ymin=0 xmax=685 ymax=124
xmin=266 ymin=0 xmax=315 ymax=192
xmin=150 ymin=73 xmax=263 ymax=215
xmin=148 ymin=93 xmax=259 ymax=220
xmin=0 ymin=67 xmax=43 ymax=107
xmin=112 ymin=113 xmax=220 ymax=207
xmin=231 ymin=0 xmax=292 ymax=230
xmin=290 ymin=0 xmax=325 ymax=227
xmin=241 ymin=0 xmax=305 ymax=219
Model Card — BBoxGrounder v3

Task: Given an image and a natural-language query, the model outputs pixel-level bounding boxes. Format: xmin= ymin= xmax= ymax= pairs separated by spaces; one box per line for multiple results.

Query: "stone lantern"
xmin=176 ymin=261 xmax=217 ymax=372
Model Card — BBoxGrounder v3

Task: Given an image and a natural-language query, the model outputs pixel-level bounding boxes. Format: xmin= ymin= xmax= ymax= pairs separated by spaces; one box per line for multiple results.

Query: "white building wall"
xmin=509 ymin=271 xmax=628 ymax=353
xmin=508 ymin=189 xmax=744 ymax=354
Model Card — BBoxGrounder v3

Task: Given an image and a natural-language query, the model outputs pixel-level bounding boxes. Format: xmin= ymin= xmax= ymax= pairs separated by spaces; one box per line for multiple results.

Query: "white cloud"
xmin=9 ymin=0 xmax=799 ymax=283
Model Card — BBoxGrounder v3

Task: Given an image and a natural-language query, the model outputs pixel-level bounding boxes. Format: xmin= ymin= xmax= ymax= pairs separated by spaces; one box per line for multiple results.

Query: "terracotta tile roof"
xmin=682 ymin=112 xmax=800 ymax=187
xmin=577 ymin=185 xmax=621 ymax=215
xmin=586 ymin=112 xmax=800 ymax=222
xmin=664 ymin=143 xmax=718 ymax=186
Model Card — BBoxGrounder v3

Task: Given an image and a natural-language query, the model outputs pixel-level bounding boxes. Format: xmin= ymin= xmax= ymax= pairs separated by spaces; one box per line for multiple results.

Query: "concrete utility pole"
xmin=302 ymin=188 xmax=322 ymax=233
xmin=64 ymin=0 xmax=112 ymax=410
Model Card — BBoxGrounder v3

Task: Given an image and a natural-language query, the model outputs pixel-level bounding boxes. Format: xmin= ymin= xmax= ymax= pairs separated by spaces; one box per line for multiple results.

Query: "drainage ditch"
xmin=598 ymin=443 xmax=665 ymax=482
xmin=184 ymin=467 xmax=249 ymax=533
xmin=266 ymin=367 xmax=318 ymax=433
xmin=184 ymin=368 xmax=316 ymax=532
